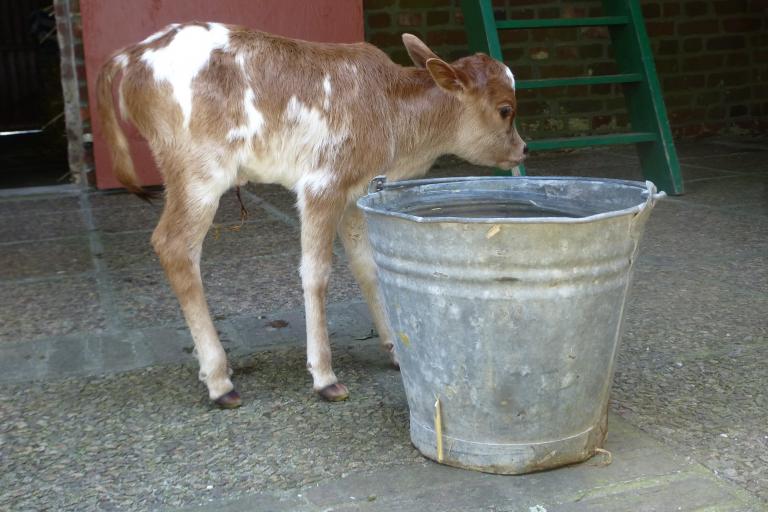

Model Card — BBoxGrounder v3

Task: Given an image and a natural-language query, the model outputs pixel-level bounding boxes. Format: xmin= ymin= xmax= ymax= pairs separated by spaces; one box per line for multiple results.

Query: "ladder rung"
xmin=496 ymin=16 xmax=629 ymax=30
xmin=517 ymin=73 xmax=643 ymax=90
xmin=527 ymin=132 xmax=657 ymax=151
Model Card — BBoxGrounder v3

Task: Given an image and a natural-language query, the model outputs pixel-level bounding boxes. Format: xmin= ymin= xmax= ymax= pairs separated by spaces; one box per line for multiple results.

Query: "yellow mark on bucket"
xmin=398 ymin=332 xmax=411 ymax=347
xmin=486 ymin=224 xmax=502 ymax=239
xmin=434 ymin=398 xmax=444 ymax=463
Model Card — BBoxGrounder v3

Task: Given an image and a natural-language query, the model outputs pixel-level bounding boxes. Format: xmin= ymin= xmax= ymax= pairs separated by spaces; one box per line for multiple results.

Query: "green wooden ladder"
xmin=461 ymin=0 xmax=684 ymax=194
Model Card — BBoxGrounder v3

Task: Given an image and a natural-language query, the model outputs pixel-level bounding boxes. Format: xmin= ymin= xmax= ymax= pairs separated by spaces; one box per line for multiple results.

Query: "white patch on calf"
xmin=239 ymin=96 xmax=348 ymax=191
xmin=141 ymin=23 xmax=230 ymax=128
xmin=504 ymin=65 xmax=516 ymax=89
xmin=296 ymin=170 xmax=336 ymax=197
xmin=235 ymin=53 xmax=246 ymax=70
xmin=285 ymin=96 xmax=307 ymax=122
xmin=227 ymin=88 xmax=265 ymax=142
xmin=322 ymin=74 xmax=332 ymax=111
xmin=118 ymin=83 xmax=128 ymax=122
xmin=139 ymin=23 xmax=179 ymax=45
xmin=186 ymin=163 xmax=237 ymax=216
xmin=283 ymin=96 xmax=346 ymax=165
xmin=115 ymin=53 xmax=129 ymax=68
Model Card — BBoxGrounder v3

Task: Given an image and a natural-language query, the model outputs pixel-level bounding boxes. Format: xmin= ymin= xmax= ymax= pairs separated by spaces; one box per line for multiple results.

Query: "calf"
xmin=97 ymin=23 xmax=527 ymax=407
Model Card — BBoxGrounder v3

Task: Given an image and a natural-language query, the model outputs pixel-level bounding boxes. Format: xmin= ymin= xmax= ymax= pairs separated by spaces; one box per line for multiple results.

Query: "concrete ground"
xmin=0 ymin=136 xmax=766 ymax=511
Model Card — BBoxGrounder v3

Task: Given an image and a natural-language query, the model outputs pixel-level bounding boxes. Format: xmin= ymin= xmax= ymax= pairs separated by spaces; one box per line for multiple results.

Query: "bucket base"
xmin=410 ymin=415 xmax=606 ymax=475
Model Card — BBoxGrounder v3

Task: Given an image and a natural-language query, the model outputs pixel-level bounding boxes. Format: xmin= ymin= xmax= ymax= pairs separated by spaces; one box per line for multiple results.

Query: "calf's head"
xmin=403 ymin=34 xmax=528 ymax=170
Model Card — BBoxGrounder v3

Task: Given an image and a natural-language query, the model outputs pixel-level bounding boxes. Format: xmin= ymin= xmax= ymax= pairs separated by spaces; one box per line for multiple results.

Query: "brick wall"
xmin=364 ymin=0 xmax=768 ymax=138
xmin=54 ymin=0 xmax=93 ymax=186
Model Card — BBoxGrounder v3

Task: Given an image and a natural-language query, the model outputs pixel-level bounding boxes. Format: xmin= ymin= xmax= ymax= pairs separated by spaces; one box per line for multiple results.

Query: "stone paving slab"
xmin=98 ymin=216 xmax=300 ymax=273
xmin=605 ymin=136 xmax=768 ymax=160
xmin=178 ymin=415 xmax=764 ymax=512
xmin=613 ymin=343 xmax=768 ymax=502
xmin=0 ymin=340 xmax=413 ymax=511
xmin=0 ymin=236 xmax=93 ymax=280
xmin=2 ymin=335 xmax=763 ymax=512
xmin=0 ymin=207 xmax=88 ymax=242
xmin=0 ymin=301 xmax=375 ymax=384
xmin=678 ymin=152 xmax=768 ymax=174
xmin=673 ymin=174 xmax=768 ymax=211
xmin=106 ymin=253 xmax=360 ymax=330
xmin=0 ymin=193 xmax=82 ymax=215
xmin=0 ymin=274 xmax=108 ymax=343
xmin=637 ymin=200 xmax=768 ymax=270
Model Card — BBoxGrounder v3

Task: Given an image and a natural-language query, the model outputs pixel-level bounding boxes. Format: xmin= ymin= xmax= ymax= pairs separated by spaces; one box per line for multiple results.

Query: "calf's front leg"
xmin=298 ymin=190 xmax=349 ymax=401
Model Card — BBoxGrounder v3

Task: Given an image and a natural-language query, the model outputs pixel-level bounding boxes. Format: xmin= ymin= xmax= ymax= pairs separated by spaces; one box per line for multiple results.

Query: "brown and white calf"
xmin=97 ymin=22 xmax=527 ymax=407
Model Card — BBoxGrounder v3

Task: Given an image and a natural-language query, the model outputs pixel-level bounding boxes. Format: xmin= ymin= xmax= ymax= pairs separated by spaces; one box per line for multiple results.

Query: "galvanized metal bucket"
xmin=357 ymin=176 xmax=663 ymax=474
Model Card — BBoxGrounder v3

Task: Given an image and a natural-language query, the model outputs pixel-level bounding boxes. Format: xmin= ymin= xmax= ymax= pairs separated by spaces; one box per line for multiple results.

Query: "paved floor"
xmin=0 ymin=136 xmax=766 ymax=511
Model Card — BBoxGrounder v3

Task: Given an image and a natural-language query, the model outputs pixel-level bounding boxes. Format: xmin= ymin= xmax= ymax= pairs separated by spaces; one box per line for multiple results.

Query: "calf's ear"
xmin=402 ymin=33 xmax=439 ymax=68
xmin=425 ymin=58 xmax=471 ymax=93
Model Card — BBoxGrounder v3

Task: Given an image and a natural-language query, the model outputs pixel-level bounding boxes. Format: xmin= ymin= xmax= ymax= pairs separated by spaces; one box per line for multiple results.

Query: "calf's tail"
xmin=96 ymin=54 xmax=157 ymax=201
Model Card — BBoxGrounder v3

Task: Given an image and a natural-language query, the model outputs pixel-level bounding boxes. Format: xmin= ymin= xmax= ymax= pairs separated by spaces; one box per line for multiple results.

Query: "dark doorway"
xmin=0 ymin=0 xmax=69 ymax=189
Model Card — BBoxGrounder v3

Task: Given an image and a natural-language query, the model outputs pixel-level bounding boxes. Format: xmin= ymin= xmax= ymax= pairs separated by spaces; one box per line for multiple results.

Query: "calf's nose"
xmin=523 ymin=144 xmax=529 ymax=155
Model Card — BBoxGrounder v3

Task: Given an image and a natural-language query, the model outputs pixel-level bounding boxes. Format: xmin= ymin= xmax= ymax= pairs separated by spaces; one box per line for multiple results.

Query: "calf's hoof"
xmin=214 ymin=389 xmax=242 ymax=409
xmin=318 ymin=383 xmax=349 ymax=402
xmin=384 ymin=343 xmax=400 ymax=370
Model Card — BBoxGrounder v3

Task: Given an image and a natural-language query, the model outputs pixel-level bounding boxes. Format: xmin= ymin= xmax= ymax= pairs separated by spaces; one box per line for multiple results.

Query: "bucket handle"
xmin=630 ymin=180 xmax=665 ymax=240
xmin=368 ymin=175 xmax=388 ymax=194
xmin=641 ymin=180 xmax=667 ymax=205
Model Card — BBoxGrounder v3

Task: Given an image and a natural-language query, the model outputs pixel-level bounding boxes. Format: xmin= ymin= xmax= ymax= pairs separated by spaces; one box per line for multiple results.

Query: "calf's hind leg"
xmin=151 ymin=179 xmax=240 ymax=408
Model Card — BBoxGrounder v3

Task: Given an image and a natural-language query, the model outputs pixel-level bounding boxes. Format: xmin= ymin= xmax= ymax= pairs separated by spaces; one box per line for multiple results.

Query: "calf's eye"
xmin=499 ymin=105 xmax=513 ymax=119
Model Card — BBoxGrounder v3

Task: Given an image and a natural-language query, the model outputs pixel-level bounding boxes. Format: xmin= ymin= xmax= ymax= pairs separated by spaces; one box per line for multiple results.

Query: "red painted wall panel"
xmin=81 ymin=0 xmax=364 ymax=189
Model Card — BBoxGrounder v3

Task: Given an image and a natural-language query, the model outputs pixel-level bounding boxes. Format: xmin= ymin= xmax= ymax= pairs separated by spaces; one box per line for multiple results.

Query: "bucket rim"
xmin=356 ymin=176 xmax=661 ymax=224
